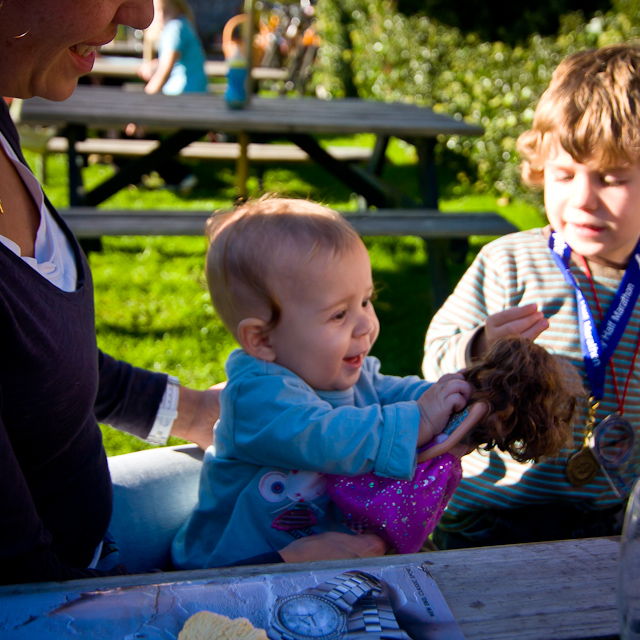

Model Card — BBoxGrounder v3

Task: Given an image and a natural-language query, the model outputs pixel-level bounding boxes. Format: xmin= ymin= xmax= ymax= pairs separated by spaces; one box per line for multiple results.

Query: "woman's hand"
xmin=169 ymin=382 xmax=226 ymax=450
xmin=278 ymin=532 xmax=389 ymax=563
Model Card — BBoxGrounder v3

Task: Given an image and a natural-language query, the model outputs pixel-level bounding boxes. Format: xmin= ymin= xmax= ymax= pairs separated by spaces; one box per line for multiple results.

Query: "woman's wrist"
xmin=147 ymin=376 xmax=180 ymax=445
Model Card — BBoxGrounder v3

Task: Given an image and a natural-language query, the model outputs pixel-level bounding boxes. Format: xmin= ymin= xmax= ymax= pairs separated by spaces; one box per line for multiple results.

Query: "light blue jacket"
xmin=172 ymin=349 xmax=431 ymax=568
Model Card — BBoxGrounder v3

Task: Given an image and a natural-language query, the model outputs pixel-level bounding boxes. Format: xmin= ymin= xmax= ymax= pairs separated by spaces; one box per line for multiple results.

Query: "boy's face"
xmin=544 ymin=142 xmax=640 ymax=265
xmin=268 ymin=242 xmax=380 ymax=391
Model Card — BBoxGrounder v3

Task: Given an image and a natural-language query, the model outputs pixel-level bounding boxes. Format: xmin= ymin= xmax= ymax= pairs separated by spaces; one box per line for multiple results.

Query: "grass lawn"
xmin=28 ymin=139 xmax=545 ymax=456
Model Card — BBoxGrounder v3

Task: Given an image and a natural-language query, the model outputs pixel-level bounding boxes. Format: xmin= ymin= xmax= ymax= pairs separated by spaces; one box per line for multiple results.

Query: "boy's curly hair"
xmin=518 ymin=43 xmax=640 ymax=185
xmin=463 ymin=336 xmax=585 ymax=463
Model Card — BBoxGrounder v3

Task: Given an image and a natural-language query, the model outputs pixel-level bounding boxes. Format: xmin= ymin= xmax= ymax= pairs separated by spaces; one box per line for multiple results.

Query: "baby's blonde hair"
xmin=518 ymin=43 xmax=640 ymax=185
xmin=205 ymin=197 xmax=362 ymax=338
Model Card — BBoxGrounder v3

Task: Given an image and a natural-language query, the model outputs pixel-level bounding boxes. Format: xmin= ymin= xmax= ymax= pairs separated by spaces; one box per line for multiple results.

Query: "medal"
xmin=567 ymin=398 xmax=600 ymax=488
xmin=566 ymin=446 xmax=600 ymax=486
xmin=591 ymin=414 xmax=635 ymax=469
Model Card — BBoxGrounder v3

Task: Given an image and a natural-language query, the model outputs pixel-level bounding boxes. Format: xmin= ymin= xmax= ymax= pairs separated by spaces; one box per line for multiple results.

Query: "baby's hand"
xmin=416 ymin=373 xmax=473 ymax=447
xmin=472 ymin=303 xmax=549 ymax=358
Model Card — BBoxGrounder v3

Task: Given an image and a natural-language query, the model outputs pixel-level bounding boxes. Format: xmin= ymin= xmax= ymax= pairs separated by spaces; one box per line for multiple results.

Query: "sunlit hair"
xmin=518 ymin=43 xmax=640 ymax=185
xmin=205 ymin=196 xmax=363 ymax=338
xmin=463 ymin=336 xmax=585 ymax=463
xmin=155 ymin=0 xmax=195 ymax=24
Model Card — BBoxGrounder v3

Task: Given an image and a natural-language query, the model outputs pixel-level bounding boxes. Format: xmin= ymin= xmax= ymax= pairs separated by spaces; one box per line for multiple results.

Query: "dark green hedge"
xmin=313 ymin=0 xmax=640 ymax=201
xmin=395 ymin=0 xmax=610 ymax=45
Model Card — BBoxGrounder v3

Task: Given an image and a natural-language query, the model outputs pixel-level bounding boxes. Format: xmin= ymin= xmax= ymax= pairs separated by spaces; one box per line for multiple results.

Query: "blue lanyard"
xmin=548 ymin=232 xmax=640 ymax=400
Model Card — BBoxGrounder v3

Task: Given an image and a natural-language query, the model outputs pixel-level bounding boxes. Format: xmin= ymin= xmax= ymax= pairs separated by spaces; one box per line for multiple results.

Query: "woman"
xmin=0 ymin=0 xmax=384 ymax=585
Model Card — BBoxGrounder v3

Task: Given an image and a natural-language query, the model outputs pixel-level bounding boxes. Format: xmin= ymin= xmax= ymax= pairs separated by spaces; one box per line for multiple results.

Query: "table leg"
xmin=285 ymin=133 xmax=389 ymax=208
xmin=367 ymin=135 xmax=389 ymax=177
xmin=63 ymin=124 xmax=87 ymax=207
xmin=80 ymin=128 xmax=207 ymax=207
xmin=237 ymin=132 xmax=250 ymax=200
xmin=417 ymin=138 xmax=450 ymax=313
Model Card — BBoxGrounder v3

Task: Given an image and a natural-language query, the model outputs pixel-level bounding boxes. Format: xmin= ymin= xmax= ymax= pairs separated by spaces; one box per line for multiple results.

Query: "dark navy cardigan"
xmin=0 ymin=100 xmax=168 ymax=584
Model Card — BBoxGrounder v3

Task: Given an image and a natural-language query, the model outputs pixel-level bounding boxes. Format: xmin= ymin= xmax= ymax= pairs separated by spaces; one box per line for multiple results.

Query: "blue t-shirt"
xmin=158 ymin=16 xmax=207 ymax=95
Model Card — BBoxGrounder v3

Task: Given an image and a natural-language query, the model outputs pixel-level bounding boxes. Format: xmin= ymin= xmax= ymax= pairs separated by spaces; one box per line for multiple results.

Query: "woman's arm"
xmin=94 ymin=351 xmax=221 ymax=450
xmin=144 ymin=49 xmax=180 ymax=94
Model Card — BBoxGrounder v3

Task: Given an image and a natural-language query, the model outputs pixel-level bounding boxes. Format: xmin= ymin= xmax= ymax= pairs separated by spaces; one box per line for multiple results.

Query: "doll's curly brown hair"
xmin=463 ymin=336 xmax=585 ymax=463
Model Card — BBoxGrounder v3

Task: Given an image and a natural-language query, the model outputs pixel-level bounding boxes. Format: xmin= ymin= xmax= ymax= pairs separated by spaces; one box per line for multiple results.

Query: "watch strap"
xmin=347 ymin=594 xmax=411 ymax=640
xmin=147 ymin=375 xmax=180 ymax=445
xmin=308 ymin=571 xmax=383 ymax=613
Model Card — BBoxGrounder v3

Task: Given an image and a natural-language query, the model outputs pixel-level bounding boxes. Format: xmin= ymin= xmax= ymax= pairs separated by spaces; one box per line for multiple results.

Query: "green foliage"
xmin=395 ymin=0 xmax=611 ymax=46
xmin=612 ymin=0 xmax=640 ymax=24
xmin=313 ymin=1 xmax=640 ymax=199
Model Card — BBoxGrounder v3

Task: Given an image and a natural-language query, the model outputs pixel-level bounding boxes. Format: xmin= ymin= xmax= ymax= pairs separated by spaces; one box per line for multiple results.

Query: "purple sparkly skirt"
xmin=326 ymin=453 xmax=462 ymax=553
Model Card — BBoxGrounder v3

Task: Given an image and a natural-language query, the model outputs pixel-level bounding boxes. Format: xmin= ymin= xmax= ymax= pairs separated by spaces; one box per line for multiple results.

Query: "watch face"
xmin=276 ymin=594 xmax=345 ymax=639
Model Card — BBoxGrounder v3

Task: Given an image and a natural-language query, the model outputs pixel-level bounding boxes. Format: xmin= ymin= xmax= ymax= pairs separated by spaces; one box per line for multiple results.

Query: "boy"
xmin=423 ymin=43 xmax=640 ymax=549
xmin=171 ymin=197 xmax=474 ymax=568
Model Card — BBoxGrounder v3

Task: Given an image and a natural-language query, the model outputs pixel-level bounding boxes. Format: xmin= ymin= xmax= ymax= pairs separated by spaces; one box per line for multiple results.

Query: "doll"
xmin=326 ymin=336 xmax=585 ymax=553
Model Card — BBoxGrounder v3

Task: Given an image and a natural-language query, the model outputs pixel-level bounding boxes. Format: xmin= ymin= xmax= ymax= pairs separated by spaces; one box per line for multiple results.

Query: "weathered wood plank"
xmin=424 ymin=537 xmax=620 ymax=640
xmin=58 ymin=208 xmax=517 ymax=239
xmin=21 ymin=87 xmax=484 ymax=138
xmin=42 ymin=137 xmax=372 ymax=163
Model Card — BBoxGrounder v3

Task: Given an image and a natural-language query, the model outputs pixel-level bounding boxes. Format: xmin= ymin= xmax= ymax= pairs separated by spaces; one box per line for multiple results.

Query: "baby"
xmin=171 ymin=197 xmax=476 ymax=568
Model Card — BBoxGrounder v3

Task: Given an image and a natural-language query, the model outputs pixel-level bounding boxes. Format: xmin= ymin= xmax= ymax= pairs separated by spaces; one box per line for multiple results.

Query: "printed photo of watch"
xmin=268 ymin=570 xmax=383 ymax=640
xmin=347 ymin=593 xmax=412 ymax=640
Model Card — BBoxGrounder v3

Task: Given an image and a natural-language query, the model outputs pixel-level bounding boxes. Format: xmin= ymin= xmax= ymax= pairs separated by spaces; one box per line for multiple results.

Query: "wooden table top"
xmin=0 ymin=537 xmax=620 ymax=640
xmin=20 ymin=85 xmax=484 ymax=139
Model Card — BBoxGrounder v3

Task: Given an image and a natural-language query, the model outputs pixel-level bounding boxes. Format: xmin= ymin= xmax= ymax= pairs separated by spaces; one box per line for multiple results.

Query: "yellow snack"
xmin=178 ymin=610 xmax=268 ymax=640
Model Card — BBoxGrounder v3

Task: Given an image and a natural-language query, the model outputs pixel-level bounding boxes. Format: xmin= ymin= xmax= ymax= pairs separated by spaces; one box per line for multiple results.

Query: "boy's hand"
xmin=416 ymin=373 xmax=473 ymax=447
xmin=472 ymin=303 xmax=549 ymax=359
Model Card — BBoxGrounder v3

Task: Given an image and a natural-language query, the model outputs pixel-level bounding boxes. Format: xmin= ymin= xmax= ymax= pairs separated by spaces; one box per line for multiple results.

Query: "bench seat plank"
xmin=43 ymin=137 xmax=372 ymax=163
xmin=59 ymin=208 xmax=518 ymax=238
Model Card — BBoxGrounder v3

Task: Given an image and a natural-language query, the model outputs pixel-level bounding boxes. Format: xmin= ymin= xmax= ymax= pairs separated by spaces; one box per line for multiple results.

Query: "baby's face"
xmin=268 ymin=242 xmax=380 ymax=391
xmin=544 ymin=142 xmax=640 ymax=265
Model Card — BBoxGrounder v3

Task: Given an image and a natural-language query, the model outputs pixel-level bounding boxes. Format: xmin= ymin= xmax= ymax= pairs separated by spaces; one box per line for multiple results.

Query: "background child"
xmin=171 ymin=197 xmax=474 ymax=568
xmin=139 ymin=0 xmax=207 ymax=96
xmin=423 ymin=43 xmax=640 ymax=549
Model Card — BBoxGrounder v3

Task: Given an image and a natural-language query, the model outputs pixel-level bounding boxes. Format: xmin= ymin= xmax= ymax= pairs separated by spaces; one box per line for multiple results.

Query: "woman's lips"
xmin=69 ymin=44 xmax=98 ymax=75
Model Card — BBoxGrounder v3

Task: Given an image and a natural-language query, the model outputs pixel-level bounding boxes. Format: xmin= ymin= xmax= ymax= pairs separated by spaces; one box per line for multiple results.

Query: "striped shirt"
xmin=423 ymin=227 xmax=640 ymax=521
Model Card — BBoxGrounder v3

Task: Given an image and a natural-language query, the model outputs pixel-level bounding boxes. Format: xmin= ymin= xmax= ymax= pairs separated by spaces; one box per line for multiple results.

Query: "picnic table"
xmin=0 ymin=536 xmax=621 ymax=639
xmin=19 ymin=85 xmax=510 ymax=306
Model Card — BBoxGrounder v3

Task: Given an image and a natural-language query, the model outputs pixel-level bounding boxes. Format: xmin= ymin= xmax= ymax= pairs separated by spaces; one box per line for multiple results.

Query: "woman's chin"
xmin=34 ymin=79 xmax=79 ymax=102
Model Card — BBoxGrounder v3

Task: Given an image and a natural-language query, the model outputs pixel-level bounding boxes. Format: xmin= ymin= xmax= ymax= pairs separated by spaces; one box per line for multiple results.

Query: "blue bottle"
xmin=224 ymin=51 xmax=247 ymax=109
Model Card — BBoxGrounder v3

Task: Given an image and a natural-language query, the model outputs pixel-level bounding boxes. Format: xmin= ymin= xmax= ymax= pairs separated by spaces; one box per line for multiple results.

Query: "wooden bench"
xmin=63 ymin=207 xmax=517 ymax=304
xmin=43 ymin=136 xmax=373 ymax=164
xmin=59 ymin=207 xmax=517 ymax=238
